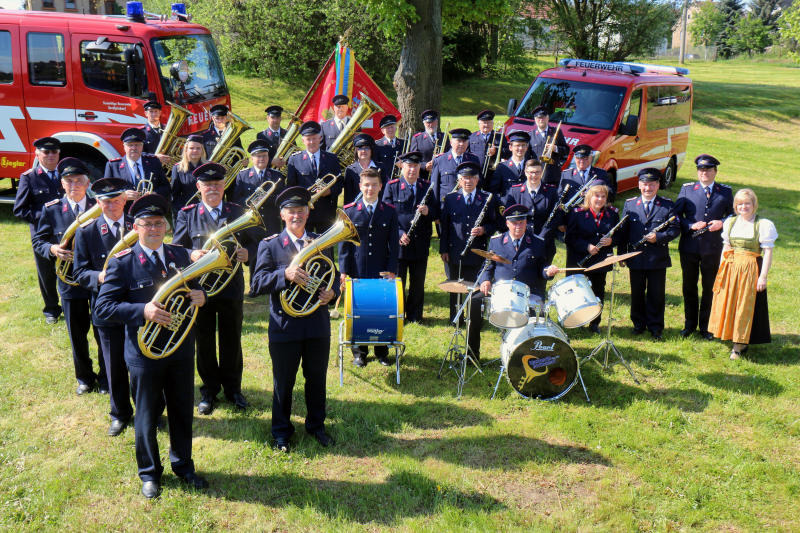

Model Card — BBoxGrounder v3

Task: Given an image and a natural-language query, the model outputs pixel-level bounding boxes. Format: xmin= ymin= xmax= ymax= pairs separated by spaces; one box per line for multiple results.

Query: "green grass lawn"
xmin=1 ymin=57 xmax=799 ymax=531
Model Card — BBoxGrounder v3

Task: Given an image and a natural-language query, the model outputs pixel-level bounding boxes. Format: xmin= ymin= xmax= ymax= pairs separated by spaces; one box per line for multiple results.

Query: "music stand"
xmin=582 ymin=262 xmax=640 ymax=384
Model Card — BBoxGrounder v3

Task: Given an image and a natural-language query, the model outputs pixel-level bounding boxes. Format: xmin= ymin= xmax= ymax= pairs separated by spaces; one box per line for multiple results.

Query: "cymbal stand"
xmin=438 ymin=259 xmax=489 ymax=398
xmin=582 ymin=263 xmax=639 ymax=384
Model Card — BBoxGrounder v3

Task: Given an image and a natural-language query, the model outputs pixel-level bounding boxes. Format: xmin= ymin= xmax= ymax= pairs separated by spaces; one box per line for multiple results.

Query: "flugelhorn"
xmin=328 ymin=93 xmax=383 ymax=170
xmin=138 ymin=241 xmax=231 ymax=360
xmin=197 ymin=180 xmax=279 ymax=297
xmin=308 ymin=172 xmax=340 ymax=209
xmin=55 ymin=203 xmax=103 ymax=286
xmin=279 ymin=209 xmax=360 ymax=317
xmin=153 ymin=101 xmax=191 ymax=171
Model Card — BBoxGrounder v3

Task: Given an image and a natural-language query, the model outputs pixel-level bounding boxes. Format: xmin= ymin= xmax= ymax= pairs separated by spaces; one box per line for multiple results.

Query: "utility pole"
xmin=679 ymin=0 xmax=690 ymax=64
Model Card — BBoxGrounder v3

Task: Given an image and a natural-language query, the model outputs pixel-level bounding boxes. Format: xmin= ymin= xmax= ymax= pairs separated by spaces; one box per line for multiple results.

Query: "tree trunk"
xmin=393 ymin=0 xmax=442 ymax=134
xmin=487 ymin=24 xmax=499 ymax=67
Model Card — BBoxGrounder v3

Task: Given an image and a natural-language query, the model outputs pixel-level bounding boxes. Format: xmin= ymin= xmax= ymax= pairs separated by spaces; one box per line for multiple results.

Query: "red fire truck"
xmin=0 ymin=3 xmax=230 ymax=201
xmin=505 ymin=59 xmax=693 ymax=193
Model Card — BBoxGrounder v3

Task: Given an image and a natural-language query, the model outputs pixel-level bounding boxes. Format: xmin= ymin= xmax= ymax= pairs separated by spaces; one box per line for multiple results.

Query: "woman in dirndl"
xmin=708 ymin=188 xmax=777 ymax=360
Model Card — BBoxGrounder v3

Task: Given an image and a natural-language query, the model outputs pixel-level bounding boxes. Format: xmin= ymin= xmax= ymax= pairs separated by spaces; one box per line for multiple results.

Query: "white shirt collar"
xmin=529 ymin=183 xmax=541 ymax=194
xmin=288 ymin=231 xmax=308 ymax=250
xmin=203 ymin=201 xmax=223 ymax=216
xmin=141 ymin=243 xmax=165 ymax=264
xmin=126 ymin=157 xmax=143 ymax=174
xmin=66 ymin=196 xmax=87 ymax=213
xmin=103 ymin=214 xmax=125 ymax=230
xmin=701 ymin=180 xmax=715 ymax=190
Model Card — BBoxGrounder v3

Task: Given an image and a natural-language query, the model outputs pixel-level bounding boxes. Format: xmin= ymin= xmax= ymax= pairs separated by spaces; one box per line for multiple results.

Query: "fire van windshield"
xmin=515 ymin=78 xmax=627 ymax=131
xmin=151 ymin=34 xmax=228 ymax=104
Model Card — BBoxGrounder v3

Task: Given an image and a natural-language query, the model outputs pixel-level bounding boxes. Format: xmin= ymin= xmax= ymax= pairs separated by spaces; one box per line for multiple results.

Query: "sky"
xmin=0 ymin=0 xmax=25 ymax=9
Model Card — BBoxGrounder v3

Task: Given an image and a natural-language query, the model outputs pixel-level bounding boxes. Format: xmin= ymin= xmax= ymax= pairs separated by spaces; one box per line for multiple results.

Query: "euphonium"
xmin=102 ymin=229 xmax=139 ymax=271
xmin=279 ymin=209 xmax=360 ymax=317
xmin=307 ymin=172 xmax=339 ymax=209
xmin=188 ymin=111 xmax=251 ymax=203
xmin=153 ymin=101 xmax=191 ymax=171
xmin=138 ymin=242 xmax=231 ymax=360
xmin=197 ymin=180 xmax=279 ymax=297
xmin=272 ymin=113 xmax=303 ymax=175
xmin=328 ymin=92 xmax=383 ymax=170
xmin=55 ymin=203 xmax=103 ymax=286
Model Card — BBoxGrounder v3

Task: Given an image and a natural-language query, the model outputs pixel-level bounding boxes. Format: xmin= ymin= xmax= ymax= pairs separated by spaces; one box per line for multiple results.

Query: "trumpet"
xmin=460 ymin=192 xmax=493 ymax=256
xmin=135 ymin=172 xmax=154 ymax=195
xmin=390 ymin=130 xmax=412 ymax=181
xmin=308 ymin=172 xmax=340 ymax=209
xmin=540 ymin=120 xmax=563 ymax=164
xmin=138 ymin=241 xmax=231 ymax=360
xmin=55 ymin=203 xmax=103 ymax=285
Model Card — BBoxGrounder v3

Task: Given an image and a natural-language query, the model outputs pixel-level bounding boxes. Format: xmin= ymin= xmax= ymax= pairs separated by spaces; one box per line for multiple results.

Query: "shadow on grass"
xmin=745 ymin=334 xmax=800 ymax=366
xmin=696 ymin=372 xmax=784 ymax=396
xmin=203 ymin=470 xmax=504 ymax=525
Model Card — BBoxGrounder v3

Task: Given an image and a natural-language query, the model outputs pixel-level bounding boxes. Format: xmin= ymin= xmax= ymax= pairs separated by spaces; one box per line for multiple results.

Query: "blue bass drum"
xmin=343 ymin=278 xmax=404 ymax=343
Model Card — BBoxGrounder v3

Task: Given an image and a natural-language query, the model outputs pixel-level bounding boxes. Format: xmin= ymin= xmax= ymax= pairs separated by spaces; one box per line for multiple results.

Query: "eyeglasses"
xmin=40 ymin=149 xmax=60 ymax=155
xmin=136 ymin=221 xmax=167 ymax=229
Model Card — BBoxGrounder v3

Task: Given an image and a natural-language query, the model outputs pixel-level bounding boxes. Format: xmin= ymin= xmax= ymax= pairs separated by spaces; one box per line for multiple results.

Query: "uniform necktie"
xmin=644 ymin=201 xmax=651 ymax=217
xmin=113 ymin=221 xmax=121 ymax=239
xmin=517 ymin=162 xmax=523 ymax=173
xmin=48 ymin=171 xmax=56 ymax=182
xmin=466 ymin=193 xmax=472 ymax=206
xmin=151 ymin=252 xmax=166 ymax=275
xmin=455 ymin=155 xmax=462 ymax=166
xmin=705 ymin=186 xmax=712 ymax=199
xmin=367 ymin=204 xmax=374 ymax=217
xmin=258 ymin=169 xmax=264 ymax=180
xmin=513 ymin=239 xmax=519 ymax=251
xmin=73 ymin=204 xmax=81 ymax=217
xmin=311 ymin=155 xmax=317 ymax=176
xmin=211 ymin=207 xmax=220 ymax=222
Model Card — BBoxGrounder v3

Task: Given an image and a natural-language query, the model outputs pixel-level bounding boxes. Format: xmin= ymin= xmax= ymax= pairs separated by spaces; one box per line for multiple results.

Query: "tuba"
xmin=154 ymin=101 xmax=191 ymax=171
xmin=272 ymin=113 xmax=303 ymax=175
xmin=55 ymin=203 xmax=103 ymax=286
xmin=328 ymin=93 xmax=383 ymax=170
xmin=138 ymin=242 xmax=231 ymax=360
xmin=197 ymin=180 xmax=280 ymax=297
xmin=188 ymin=111 xmax=252 ymax=203
xmin=102 ymin=229 xmax=139 ymax=271
xmin=279 ymin=209 xmax=360 ymax=317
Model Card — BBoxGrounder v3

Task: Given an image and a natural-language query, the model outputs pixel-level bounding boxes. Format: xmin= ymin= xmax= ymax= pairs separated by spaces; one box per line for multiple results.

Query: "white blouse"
xmin=722 ymin=216 xmax=778 ymax=248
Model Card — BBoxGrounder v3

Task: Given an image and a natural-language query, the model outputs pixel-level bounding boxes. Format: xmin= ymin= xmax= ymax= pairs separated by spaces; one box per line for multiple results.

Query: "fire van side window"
xmin=0 ymin=31 xmax=11 ymax=84
xmin=646 ymin=85 xmax=692 ymax=130
xmin=27 ymin=32 xmax=66 ymax=87
xmin=80 ymin=41 xmax=148 ymax=97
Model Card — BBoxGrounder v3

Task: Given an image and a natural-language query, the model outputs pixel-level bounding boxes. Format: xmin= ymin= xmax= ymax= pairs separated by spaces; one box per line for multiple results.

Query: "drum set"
xmin=438 ymin=249 xmax=642 ymax=402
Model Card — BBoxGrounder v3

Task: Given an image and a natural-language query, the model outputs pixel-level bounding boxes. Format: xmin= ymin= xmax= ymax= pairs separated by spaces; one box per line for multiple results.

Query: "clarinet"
xmin=577 ymin=214 xmax=629 ymax=267
xmin=633 ymin=215 xmax=677 ymax=249
xmin=692 ymin=226 xmax=709 ymax=238
xmin=405 ymin=180 xmax=435 ymax=241
xmin=543 ymin=184 xmax=570 ymax=229
xmin=460 ymin=192 xmax=493 ymax=256
xmin=562 ymin=177 xmax=597 ymax=212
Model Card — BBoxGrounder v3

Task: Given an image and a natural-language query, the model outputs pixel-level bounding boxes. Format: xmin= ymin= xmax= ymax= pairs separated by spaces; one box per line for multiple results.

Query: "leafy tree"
xmin=690 ymin=2 xmax=726 ymax=50
xmin=717 ymin=0 xmax=745 ymax=58
xmin=750 ymin=0 xmax=783 ymax=30
xmin=730 ymin=14 xmax=773 ymax=55
xmin=537 ymin=0 xmax=678 ymax=62
xmin=778 ymin=0 xmax=800 ymax=63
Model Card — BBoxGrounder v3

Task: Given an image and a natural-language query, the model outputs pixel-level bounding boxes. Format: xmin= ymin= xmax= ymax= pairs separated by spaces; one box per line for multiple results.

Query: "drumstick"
xmin=330 ymin=293 xmax=343 ymax=319
xmin=560 ymin=267 xmax=585 ymax=271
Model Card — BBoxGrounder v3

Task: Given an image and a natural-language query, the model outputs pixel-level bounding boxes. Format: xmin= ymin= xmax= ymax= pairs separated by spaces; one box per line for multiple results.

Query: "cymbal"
xmin=471 ymin=248 xmax=511 ymax=265
xmin=438 ymin=279 xmax=472 ymax=294
xmin=584 ymin=251 xmax=642 ymax=272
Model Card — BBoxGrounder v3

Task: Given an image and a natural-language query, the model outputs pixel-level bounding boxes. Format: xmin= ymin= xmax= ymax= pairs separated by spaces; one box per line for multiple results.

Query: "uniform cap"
xmin=379 ymin=114 xmax=398 ymax=128
xmin=532 ymin=105 xmax=549 ymax=117
xmin=300 ymin=121 xmax=322 ymax=136
xmin=694 ymin=154 xmax=720 ymax=169
xmin=332 ymin=94 xmax=349 ymax=106
xmin=449 ymin=128 xmax=471 ymax=140
xmin=192 ymin=162 xmax=226 ymax=181
xmin=421 ymin=109 xmax=439 ymax=122
xmin=130 ymin=193 xmax=169 ymax=219
xmin=637 ymin=168 xmax=661 ymax=182
xmin=353 ymin=133 xmax=374 ymax=149
xmin=33 ymin=137 xmax=61 ymax=151
xmin=91 ymin=177 xmax=128 ymax=199
xmin=143 ymin=100 xmax=162 ymax=110
xmin=507 ymin=130 xmax=531 ymax=144
xmin=276 ymin=186 xmax=311 ymax=208
xmin=248 ymin=139 xmax=270 ymax=154
xmin=399 ymin=151 xmax=422 ymax=164
xmin=120 ymin=127 xmax=146 ymax=143
xmin=264 ymin=105 xmax=283 ymax=116
xmin=209 ymin=104 xmax=229 ymax=117
xmin=573 ymin=144 xmax=593 ymax=158
xmin=476 ymin=109 xmax=495 ymax=121
xmin=456 ymin=161 xmax=481 ymax=177
xmin=57 ymin=157 xmax=89 ymax=178
xmin=504 ymin=204 xmax=530 ymax=220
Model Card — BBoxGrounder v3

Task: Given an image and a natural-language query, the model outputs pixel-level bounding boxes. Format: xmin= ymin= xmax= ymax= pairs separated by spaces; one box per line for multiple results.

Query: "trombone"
xmin=432 ymin=122 xmax=450 ymax=158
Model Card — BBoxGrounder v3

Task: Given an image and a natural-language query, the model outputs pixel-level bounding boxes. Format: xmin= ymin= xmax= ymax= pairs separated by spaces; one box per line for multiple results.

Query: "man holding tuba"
xmin=286 ymin=121 xmax=343 ymax=233
xmin=321 ymin=94 xmax=351 ymax=150
xmin=95 ymin=194 xmax=208 ymax=499
xmin=256 ymin=105 xmax=288 ymax=168
xmin=251 ymin=186 xmax=338 ymax=453
xmin=202 ymin=104 xmax=243 ymax=156
xmin=173 ymin=162 xmax=254 ymax=415
xmin=33 ymin=158 xmax=106 ymax=396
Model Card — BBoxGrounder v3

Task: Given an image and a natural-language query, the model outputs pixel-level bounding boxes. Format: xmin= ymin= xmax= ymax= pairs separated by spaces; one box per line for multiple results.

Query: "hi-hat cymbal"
xmin=438 ymin=279 xmax=472 ymax=294
xmin=584 ymin=250 xmax=642 ymax=272
xmin=471 ymin=248 xmax=511 ymax=264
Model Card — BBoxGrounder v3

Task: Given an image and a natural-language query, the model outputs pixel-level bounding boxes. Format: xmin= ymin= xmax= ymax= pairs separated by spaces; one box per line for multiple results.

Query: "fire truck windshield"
xmin=515 ymin=78 xmax=627 ymax=131
xmin=151 ymin=34 xmax=227 ymax=104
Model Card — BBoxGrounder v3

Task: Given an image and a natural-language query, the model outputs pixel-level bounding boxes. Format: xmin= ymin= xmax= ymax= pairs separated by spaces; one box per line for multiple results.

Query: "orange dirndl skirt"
xmin=708 ymin=249 xmax=760 ymax=344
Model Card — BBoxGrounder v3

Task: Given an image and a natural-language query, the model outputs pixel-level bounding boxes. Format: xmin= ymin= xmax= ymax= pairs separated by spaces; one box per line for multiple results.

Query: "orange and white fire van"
xmin=505 ymin=58 xmax=693 ymax=193
xmin=0 ymin=3 xmax=229 ymax=200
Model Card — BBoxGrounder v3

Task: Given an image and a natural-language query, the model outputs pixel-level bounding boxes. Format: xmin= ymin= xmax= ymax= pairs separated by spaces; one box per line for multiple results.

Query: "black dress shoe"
xmin=157 ymin=415 xmax=167 ymax=431
xmin=632 ymin=327 xmax=646 ymax=335
xmin=310 ymin=430 xmax=334 ymax=447
xmin=178 ymin=472 xmax=209 ymax=490
xmin=589 ymin=324 xmax=601 ymax=334
xmin=377 ymin=355 xmax=392 ymax=367
xmin=679 ymin=328 xmax=694 ymax=338
xmin=352 ymin=355 xmax=366 ymax=368
xmin=45 ymin=315 xmax=58 ymax=325
xmin=98 ymin=387 xmax=109 ymax=395
xmin=650 ymin=332 xmax=663 ymax=341
xmin=108 ymin=419 xmax=128 ymax=437
xmin=76 ymin=383 xmax=92 ymax=395
xmin=700 ymin=331 xmax=714 ymax=341
xmin=273 ymin=437 xmax=291 ymax=453
xmin=226 ymin=392 xmax=249 ymax=410
xmin=141 ymin=480 xmax=160 ymax=499
xmin=197 ymin=396 xmax=215 ymax=415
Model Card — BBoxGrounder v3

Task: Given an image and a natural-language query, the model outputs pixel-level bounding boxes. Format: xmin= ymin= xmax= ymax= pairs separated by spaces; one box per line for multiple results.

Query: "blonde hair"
xmin=178 ymin=140 xmax=207 ymax=173
xmin=582 ymin=184 xmax=610 ymax=209
xmin=733 ymin=188 xmax=758 ymax=213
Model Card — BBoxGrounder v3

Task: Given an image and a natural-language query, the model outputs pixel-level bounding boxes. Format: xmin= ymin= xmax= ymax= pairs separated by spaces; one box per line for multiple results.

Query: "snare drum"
xmin=500 ymin=318 xmax=578 ymax=400
xmin=343 ymin=278 xmax=404 ymax=343
xmin=547 ymin=274 xmax=601 ymax=328
xmin=488 ymin=280 xmax=529 ymax=328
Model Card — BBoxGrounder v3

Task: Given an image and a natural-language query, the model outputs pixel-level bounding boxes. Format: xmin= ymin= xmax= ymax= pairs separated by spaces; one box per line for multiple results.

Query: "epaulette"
xmin=413 ymin=132 xmax=423 ymax=138
xmin=511 ymin=183 xmax=524 ymax=189
xmin=263 ymin=234 xmax=279 ymax=241
xmin=574 ymin=206 xmax=585 ymax=212
xmin=343 ymin=202 xmax=356 ymax=209
xmin=44 ymin=199 xmax=60 ymax=207
xmin=181 ymin=203 xmax=197 ymax=211
xmin=625 ymin=197 xmax=636 ymax=202
xmin=114 ymin=248 xmax=132 ymax=258
xmin=109 ymin=157 xmax=122 ymax=162
xmin=79 ymin=218 xmax=95 ymax=228
xmin=681 ymin=182 xmax=692 ymax=187
xmin=608 ymin=205 xmax=619 ymax=212
xmin=21 ymin=168 xmax=33 ymax=176
xmin=718 ymin=183 xmax=731 ymax=189
xmin=387 ymin=178 xmax=399 ymax=185
xmin=434 ymin=152 xmax=446 ymax=159
xmin=491 ymin=233 xmax=502 ymax=239
xmin=543 ymin=183 xmax=556 ymax=188
xmin=384 ymin=202 xmax=396 ymax=209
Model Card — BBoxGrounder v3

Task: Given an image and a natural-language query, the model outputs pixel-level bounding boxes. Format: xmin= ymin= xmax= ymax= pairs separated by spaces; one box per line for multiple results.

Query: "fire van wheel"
xmin=661 ymin=158 xmax=676 ymax=189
